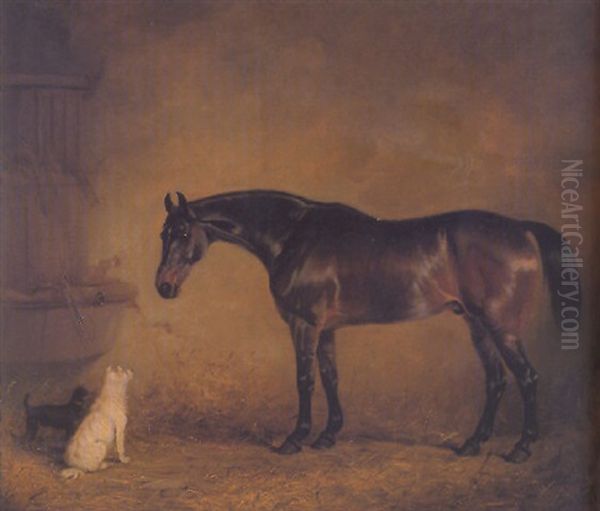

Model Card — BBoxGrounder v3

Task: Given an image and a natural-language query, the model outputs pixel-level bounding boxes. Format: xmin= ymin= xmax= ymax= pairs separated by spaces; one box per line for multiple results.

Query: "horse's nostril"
xmin=158 ymin=282 xmax=173 ymax=298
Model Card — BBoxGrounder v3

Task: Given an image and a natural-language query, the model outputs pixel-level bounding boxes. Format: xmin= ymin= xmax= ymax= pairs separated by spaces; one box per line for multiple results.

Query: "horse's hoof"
xmin=311 ymin=433 xmax=336 ymax=450
xmin=455 ymin=439 xmax=480 ymax=457
xmin=272 ymin=439 xmax=302 ymax=455
xmin=503 ymin=444 xmax=531 ymax=464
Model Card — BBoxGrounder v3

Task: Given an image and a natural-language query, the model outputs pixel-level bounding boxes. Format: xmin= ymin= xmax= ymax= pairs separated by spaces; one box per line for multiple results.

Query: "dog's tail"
xmin=61 ymin=468 xmax=84 ymax=480
xmin=24 ymin=393 xmax=30 ymax=411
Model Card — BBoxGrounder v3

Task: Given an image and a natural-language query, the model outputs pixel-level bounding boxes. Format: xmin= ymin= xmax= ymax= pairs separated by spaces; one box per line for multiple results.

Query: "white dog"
xmin=61 ymin=366 xmax=133 ymax=479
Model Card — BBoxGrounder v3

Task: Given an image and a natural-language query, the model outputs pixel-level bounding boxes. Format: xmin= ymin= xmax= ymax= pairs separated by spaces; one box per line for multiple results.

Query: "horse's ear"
xmin=176 ymin=191 xmax=187 ymax=208
xmin=177 ymin=191 xmax=196 ymax=220
xmin=164 ymin=193 xmax=174 ymax=213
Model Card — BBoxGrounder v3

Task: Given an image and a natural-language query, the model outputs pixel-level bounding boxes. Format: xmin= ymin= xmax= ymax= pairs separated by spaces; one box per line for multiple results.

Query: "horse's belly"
xmin=337 ymin=271 xmax=452 ymax=326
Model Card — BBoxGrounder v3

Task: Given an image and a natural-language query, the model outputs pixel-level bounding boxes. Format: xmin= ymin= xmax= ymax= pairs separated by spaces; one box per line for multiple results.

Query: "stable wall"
xmin=12 ymin=1 xmax=596 ymax=441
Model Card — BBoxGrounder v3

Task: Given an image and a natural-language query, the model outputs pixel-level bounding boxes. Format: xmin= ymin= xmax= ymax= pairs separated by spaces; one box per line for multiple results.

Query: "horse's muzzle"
xmin=157 ymin=282 xmax=178 ymax=299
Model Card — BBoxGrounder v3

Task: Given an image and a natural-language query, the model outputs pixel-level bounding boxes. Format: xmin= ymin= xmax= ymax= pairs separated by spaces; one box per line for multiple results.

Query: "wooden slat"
xmin=1 ymin=73 xmax=89 ymax=90
xmin=36 ymin=89 xmax=51 ymax=167
xmin=15 ymin=88 xmax=38 ymax=164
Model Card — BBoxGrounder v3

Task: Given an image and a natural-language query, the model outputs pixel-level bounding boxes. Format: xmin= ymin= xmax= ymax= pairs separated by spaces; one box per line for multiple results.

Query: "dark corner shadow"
xmin=0 ymin=494 xmax=23 ymax=511
xmin=10 ymin=431 xmax=66 ymax=465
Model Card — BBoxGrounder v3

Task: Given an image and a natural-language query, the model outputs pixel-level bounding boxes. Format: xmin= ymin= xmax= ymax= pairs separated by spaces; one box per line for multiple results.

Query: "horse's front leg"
xmin=274 ymin=316 xmax=319 ymax=455
xmin=312 ymin=329 xmax=343 ymax=449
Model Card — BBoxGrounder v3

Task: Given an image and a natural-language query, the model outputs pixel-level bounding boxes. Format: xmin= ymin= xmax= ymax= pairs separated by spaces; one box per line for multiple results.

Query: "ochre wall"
xmin=57 ymin=2 xmax=594 ymax=440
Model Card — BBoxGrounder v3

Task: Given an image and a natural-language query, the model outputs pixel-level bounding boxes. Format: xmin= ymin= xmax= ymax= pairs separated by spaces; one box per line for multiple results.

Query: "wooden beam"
xmin=0 ymin=73 xmax=89 ymax=90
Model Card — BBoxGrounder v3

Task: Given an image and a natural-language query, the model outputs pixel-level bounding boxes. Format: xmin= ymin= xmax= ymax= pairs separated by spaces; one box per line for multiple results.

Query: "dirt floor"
xmin=0 ymin=426 xmax=591 ymax=511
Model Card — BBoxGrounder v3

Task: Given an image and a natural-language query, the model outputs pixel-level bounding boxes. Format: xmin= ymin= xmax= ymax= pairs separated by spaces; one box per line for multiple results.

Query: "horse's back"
xmin=298 ymin=207 xmax=534 ymax=260
xmin=273 ymin=204 xmax=541 ymax=328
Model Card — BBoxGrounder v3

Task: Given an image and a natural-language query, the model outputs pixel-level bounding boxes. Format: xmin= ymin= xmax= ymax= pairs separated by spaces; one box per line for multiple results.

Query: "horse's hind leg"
xmin=312 ymin=330 xmax=343 ymax=449
xmin=481 ymin=263 xmax=540 ymax=463
xmin=457 ymin=233 xmax=541 ymax=462
xmin=456 ymin=317 xmax=506 ymax=456
xmin=490 ymin=328 xmax=539 ymax=463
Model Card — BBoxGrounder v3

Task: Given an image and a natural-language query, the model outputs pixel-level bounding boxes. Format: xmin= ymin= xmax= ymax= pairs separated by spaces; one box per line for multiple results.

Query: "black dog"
xmin=24 ymin=386 xmax=90 ymax=441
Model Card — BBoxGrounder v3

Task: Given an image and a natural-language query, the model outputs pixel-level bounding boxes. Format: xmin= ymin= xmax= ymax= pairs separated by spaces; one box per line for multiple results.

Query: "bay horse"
xmin=155 ymin=190 xmax=562 ymax=463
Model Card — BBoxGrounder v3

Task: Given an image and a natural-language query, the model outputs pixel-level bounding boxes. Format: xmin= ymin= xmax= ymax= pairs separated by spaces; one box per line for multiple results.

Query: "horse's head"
xmin=155 ymin=192 xmax=209 ymax=299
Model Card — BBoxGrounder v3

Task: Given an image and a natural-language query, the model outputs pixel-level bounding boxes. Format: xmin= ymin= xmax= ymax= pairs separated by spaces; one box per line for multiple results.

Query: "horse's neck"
xmin=191 ymin=193 xmax=306 ymax=269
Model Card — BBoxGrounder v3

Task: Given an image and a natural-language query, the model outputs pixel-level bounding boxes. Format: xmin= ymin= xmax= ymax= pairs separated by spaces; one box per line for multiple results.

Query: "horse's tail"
xmin=522 ymin=220 xmax=568 ymax=327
